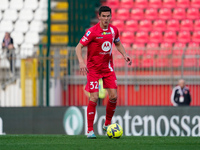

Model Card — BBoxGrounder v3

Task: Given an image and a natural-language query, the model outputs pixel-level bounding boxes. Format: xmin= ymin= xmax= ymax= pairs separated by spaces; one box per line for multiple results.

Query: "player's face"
xmin=99 ymin=12 xmax=111 ymax=28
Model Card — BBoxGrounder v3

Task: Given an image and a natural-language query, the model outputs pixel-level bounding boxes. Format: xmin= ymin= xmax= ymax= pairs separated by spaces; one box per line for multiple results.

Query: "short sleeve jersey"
xmin=80 ymin=22 xmax=120 ymax=73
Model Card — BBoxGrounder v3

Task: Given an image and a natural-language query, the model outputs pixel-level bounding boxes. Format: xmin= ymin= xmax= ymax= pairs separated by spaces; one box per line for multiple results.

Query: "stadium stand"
xmin=63 ymin=0 xmax=200 ymax=106
xmin=144 ymin=8 xmax=158 ymax=20
xmin=121 ymin=31 xmax=135 ymax=44
xmin=134 ymin=0 xmax=148 ymax=8
xmin=120 ymin=0 xmax=134 ymax=8
xmin=124 ymin=20 xmax=138 ymax=31
xmin=153 ymin=19 xmax=166 ymax=31
xmin=148 ymin=0 xmax=162 ymax=8
xmin=191 ymin=0 xmax=200 ymax=8
xmin=177 ymin=0 xmax=190 ymax=8
xmin=139 ymin=19 xmax=152 ymax=31
xmin=180 ymin=19 xmax=194 ymax=31
xmin=130 ymin=8 xmax=144 ymax=20
xmin=166 ymin=19 xmax=180 ymax=31
xmin=162 ymin=0 xmax=176 ymax=8
xmin=194 ymin=19 xmax=200 ymax=30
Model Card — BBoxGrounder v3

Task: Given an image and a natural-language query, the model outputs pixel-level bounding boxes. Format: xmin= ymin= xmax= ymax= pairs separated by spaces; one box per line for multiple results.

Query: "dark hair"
xmin=99 ymin=6 xmax=111 ymax=15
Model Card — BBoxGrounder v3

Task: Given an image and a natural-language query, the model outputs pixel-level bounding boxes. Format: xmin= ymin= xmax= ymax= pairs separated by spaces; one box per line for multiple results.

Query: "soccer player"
xmin=75 ymin=6 xmax=132 ymax=139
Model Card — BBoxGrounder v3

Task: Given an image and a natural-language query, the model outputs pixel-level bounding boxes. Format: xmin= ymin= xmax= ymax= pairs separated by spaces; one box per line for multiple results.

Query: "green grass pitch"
xmin=0 ymin=135 xmax=200 ymax=150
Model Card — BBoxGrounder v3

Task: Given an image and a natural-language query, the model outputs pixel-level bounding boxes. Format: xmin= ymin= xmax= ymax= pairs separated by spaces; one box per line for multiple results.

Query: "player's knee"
xmin=90 ymin=95 xmax=99 ymax=103
xmin=109 ymin=94 xmax=118 ymax=101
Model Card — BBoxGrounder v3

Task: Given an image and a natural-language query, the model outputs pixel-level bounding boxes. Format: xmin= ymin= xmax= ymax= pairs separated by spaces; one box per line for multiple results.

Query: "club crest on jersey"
xmin=86 ymin=31 xmax=91 ymax=37
xmin=102 ymin=32 xmax=111 ymax=35
xmin=102 ymin=41 xmax=111 ymax=52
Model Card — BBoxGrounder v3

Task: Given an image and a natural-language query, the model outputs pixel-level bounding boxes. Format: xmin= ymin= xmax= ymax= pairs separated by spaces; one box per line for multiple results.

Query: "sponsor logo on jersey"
xmin=82 ymin=36 xmax=88 ymax=42
xmin=86 ymin=31 xmax=91 ymax=37
xmin=99 ymin=52 xmax=110 ymax=55
xmin=96 ymin=37 xmax=103 ymax=39
xmin=102 ymin=41 xmax=111 ymax=52
xmin=102 ymin=32 xmax=111 ymax=35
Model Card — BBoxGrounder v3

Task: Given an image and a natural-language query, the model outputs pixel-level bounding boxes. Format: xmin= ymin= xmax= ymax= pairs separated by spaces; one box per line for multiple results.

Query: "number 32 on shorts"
xmin=90 ymin=81 xmax=98 ymax=90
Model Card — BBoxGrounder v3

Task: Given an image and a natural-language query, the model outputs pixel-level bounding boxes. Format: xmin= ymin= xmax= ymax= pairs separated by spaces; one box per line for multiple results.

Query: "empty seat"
xmin=194 ymin=19 xmax=200 ymax=31
xmin=148 ymin=0 xmax=162 ymax=8
xmin=139 ymin=20 xmax=152 ymax=31
xmin=191 ymin=0 xmax=200 ymax=8
xmin=11 ymin=31 xmax=24 ymax=45
xmin=130 ymin=8 xmax=144 ymax=20
xmin=178 ymin=31 xmax=191 ymax=43
xmin=173 ymin=42 xmax=186 ymax=55
xmin=162 ymin=0 xmax=176 ymax=8
xmin=145 ymin=8 xmax=158 ymax=20
xmin=153 ymin=19 xmax=166 ymax=31
xmin=111 ymin=20 xmax=125 ymax=32
xmin=176 ymin=0 xmax=190 ymax=8
xmin=3 ymin=9 xmax=18 ymax=21
xmin=24 ymin=0 xmax=38 ymax=10
xmin=0 ymin=20 xmax=13 ymax=32
xmin=116 ymin=8 xmax=130 ymax=20
xmin=20 ymin=43 xmax=34 ymax=57
xmin=0 ymin=32 xmax=5 ymax=45
xmin=10 ymin=0 xmax=23 ymax=10
xmin=114 ymin=58 xmax=126 ymax=67
xmin=19 ymin=9 xmax=33 ymax=21
xmin=135 ymin=31 xmax=149 ymax=43
xmin=180 ymin=19 xmax=193 ymax=31
xmin=121 ymin=43 xmax=131 ymax=49
xmin=111 ymin=9 xmax=116 ymax=20
xmin=184 ymin=58 xmax=197 ymax=67
xmin=156 ymin=58 xmax=170 ymax=67
xmin=132 ymin=43 xmax=145 ymax=56
xmin=185 ymin=42 xmax=200 ymax=55
xmin=34 ymin=9 xmax=48 ymax=21
xmin=159 ymin=8 xmax=172 ymax=20
xmin=166 ymin=19 xmax=179 ymax=31
xmin=105 ymin=0 xmax=120 ymax=9
xmin=173 ymin=8 xmax=186 ymax=20
xmin=134 ymin=0 xmax=148 ymax=8
xmin=187 ymin=8 xmax=199 ymax=19
xmin=14 ymin=20 xmax=29 ymax=33
xmin=0 ymin=11 xmax=2 ymax=21
xmin=146 ymin=43 xmax=159 ymax=56
xmin=125 ymin=20 xmax=138 ymax=31
xmin=149 ymin=31 xmax=163 ymax=43
xmin=120 ymin=0 xmax=134 ymax=9
xmin=192 ymin=31 xmax=200 ymax=42
xmin=172 ymin=58 xmax=182 ymax=67
xmin=141 ymin=58 xmax=154 ymax=67
xmin=163 ymin=31 xmax=177 ymax=43
xmin=121 ymin=31 xmax=134 ymax=44
xmin=30 ymin=20 xmax=44 ymax=33
xmin=159 ymin=42 xmax=173 ymax=55
xmin=0 ymin=0 xmax=9 ymax=11
xmin=25 ymin=32 xmax=39 ymax=44
xmin=39 ymin=0 xmax=47 ymax=9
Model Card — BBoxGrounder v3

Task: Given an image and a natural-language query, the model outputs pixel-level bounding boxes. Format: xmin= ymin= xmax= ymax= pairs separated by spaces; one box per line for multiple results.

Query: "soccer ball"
xmin=107 ymin=123 xmax=123 ymax=139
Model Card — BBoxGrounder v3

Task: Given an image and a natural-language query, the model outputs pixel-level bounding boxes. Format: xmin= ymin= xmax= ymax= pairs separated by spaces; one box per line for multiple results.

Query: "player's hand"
xmin=124 ymin=54 xmax=132 ymax=66
xmin=79 ymin=62 xmax=88 ymax=75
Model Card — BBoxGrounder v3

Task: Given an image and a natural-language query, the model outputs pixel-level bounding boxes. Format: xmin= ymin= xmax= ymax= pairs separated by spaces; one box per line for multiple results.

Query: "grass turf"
xmin=0 ymin=135 xmax=200 ymax=150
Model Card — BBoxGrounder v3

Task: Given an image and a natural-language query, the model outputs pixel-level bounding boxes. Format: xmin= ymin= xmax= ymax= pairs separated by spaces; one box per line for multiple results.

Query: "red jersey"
xmin=80 ymin=22 xmax=120 ymax=73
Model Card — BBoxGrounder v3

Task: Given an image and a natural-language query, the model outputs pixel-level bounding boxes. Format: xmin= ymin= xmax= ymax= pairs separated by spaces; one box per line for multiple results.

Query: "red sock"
xmin=87 ymin=101 xmax=97 ymax=132
xmin=105 ymin=100 xmax=117 ymax=126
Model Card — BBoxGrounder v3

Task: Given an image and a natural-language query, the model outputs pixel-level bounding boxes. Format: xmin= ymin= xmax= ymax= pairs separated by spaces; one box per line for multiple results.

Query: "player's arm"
xmin=115 ymin=41 xmax=132 ymax=65
xmin=75 ymin=42 xmax=88 ymax=75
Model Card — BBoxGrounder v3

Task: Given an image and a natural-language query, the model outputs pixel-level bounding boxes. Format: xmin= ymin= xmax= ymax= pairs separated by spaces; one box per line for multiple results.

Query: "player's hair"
xmin=99 ymin=6 xmax=111 ymax=15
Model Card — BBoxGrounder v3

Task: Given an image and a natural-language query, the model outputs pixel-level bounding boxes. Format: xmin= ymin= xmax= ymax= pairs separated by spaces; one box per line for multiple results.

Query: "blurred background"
xmin=0 ymin=0 xmax=200 ymax=107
